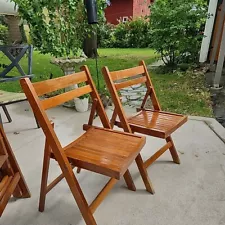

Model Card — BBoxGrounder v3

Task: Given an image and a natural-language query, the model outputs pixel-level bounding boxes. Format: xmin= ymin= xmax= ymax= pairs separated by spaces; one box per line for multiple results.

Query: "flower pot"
xmin=74 ymin=98 xmax=89 ymax=112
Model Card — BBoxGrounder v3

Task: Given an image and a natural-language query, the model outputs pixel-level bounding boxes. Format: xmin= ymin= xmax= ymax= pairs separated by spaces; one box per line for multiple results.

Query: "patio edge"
xmin=189 ymin=116 xmax=225 ymax=144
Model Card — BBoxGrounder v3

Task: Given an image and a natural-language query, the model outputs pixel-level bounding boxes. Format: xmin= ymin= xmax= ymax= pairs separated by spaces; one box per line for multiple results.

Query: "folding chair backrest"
xmin=20 ymin=66 xmax=111 ymax=168
xmin=102 ymin=60 xmax=161 ymax=133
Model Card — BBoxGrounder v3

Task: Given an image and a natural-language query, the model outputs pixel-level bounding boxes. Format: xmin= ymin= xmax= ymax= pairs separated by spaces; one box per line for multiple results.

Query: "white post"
xmin=199 ymin=0 xmax=218 ymax=63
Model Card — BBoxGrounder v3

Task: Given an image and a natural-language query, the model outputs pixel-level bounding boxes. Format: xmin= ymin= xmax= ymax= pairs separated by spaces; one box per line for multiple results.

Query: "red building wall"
xmin=105 ymin=0 xmax=133 ymax=25
xmin=133 ymin=0 xmax=152 ymax=18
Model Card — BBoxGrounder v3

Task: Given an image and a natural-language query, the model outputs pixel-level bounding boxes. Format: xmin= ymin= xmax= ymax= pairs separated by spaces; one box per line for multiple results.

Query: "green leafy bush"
xmin=98 ymin=18 xmax=151 ymax=48
xmin=13 ymin=0 xmax=107 ymax=57
xmin=150 ymin=0 xmax=207 ymax=68
xmin=0 ymin=24 xmax=8 ymax=45
xmin=97 ymin=23 xmax=115 ymax=48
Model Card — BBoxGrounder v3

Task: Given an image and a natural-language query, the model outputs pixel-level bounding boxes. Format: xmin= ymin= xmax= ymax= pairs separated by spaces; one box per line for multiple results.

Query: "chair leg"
xmin=39 ymin=139 xmax=51 ymax=212
xmin=34 ymin=114 xmax=40 ymax=128
xmin=2 ymin=106 xmax=12 ymax=123
xmin=166 ymin=136 xmax=180 ymax=164
xmin=77 ymin=167 xmax=81 ymax=173
xmin=135 ymin=154 xmax=155 ymax=194
xmin=123 ymin=170 xmax=136 ymax=191
xmin=62 ymin=165 xmax=97 ymax=225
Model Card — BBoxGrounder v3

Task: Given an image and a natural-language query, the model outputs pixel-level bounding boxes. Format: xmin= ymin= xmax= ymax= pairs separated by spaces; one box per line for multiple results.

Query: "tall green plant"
xmin=0 ymin=24 xmax=8 ymax=45
xmin=12 ymin=0 xmax=107 ymax=58
xmin=150 ymin=0 xmax=207 ymax=68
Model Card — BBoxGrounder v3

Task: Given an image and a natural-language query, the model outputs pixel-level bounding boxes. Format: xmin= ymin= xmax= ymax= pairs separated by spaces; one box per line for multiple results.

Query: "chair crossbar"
xmin=41 ymin=85 xmax=92 ymax=110
xmin=33 ymin=71 xmax=88 ymax=96
xmin=111 ymin=66 xmax=145 ymax=81
xmin=115 ymin=76 xmax=147 ymax=90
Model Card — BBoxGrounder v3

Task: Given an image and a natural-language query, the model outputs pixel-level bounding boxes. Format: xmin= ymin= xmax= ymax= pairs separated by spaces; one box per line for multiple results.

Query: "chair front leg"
xmin=135 ymin=154 xmax=155 ymax=194
xmin=166 ymin=136 xmax=180 ymax=164
xmin=39 ymin=139 xmax=51 ymax=212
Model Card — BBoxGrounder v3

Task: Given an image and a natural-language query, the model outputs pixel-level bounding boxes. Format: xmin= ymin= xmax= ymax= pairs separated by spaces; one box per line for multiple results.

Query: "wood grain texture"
xmin=102 ymin=60 xmax=188 ymax=189
xmin=0 ymin=125 xmax=30 ymax=216
xmin=33 ymin=71 xmax=87 ymax=96
xmin=126 ymin=109 xmax=187 ymax=138
xmin=41 ymin=85 xmax=92 ymax=110
xmin=110 ymin=65 xmax=145 ymax=81
xmin=65 ymin=127 xmax=145 ymax=179
xmin=115 ymin=76 xmax=147 ymax=90
xmin=21 ymin=67 xmax=147 ymax=225
xmin=0 ymin=173 xmax=20 ymax=216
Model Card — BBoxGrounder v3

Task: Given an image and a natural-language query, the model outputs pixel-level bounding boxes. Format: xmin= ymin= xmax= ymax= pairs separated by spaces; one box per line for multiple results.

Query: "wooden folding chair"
xmin=20 ymin=65 xmax=154 ymax=225
xmin=102 ymin=60 xmax=188 ymax=185
xmin=0 ymin=125 xmax=30 ymax=216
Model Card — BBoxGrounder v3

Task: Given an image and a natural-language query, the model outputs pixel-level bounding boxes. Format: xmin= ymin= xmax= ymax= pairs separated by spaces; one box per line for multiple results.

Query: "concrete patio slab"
xmin=0 ymin=102 xmax=225 ymax=225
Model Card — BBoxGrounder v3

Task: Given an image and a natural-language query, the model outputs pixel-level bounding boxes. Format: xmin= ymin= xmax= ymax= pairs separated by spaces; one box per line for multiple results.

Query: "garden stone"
xmin=129 ymin=100 xmax=142 ymax=107
xmin=121 ymin=87 xmax=133 ymax=91
xmin=129 ymin=95 xmax=142 ymax=100
xmin=138 ymin=86 xmax=147 ymax=92
xmin=121 ymin=96 xmax=127 ymax=103
xmin=131 ymin=84 xmax=142 ymax=89
xmin=121 ymin=92 xmax=137 ymax=96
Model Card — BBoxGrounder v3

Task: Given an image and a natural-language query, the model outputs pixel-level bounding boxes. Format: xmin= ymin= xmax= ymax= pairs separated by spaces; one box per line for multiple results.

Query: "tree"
xmin=150 ymin=0 xmax=208 ymax=68
xmin=12 ymin=0 xmax=107 ymax=58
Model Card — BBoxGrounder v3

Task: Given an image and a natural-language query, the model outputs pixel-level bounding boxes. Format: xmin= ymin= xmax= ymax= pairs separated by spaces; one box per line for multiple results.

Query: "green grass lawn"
xmin=0 ymin=48 xmax=212 ymax=117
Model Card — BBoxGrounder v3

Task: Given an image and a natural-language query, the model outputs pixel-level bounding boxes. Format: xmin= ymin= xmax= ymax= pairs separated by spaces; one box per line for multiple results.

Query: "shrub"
xmin=98 ymin=18 xmax=151 ymax=48
xmin=150 ymin=0 xmax=207 ymax=68
xmin=97 ymin=23 xmax=115 ymax=48
xmin=0 ymin=24 xmax=8 ymax=45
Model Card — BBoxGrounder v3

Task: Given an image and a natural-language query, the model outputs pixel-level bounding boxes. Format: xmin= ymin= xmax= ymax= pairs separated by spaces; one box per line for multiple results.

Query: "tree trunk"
xmin=83 ymin=31 xmax=98 ymax=58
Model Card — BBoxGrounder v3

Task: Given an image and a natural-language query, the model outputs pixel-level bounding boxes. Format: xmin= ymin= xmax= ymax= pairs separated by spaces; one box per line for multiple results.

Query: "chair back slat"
xmin=33 ymin=71 xmax=88 ymax=96
xmin=115 ymin=76 xmax=147 ymax=90
xmin=102 ymin=60 xmax=162 ymax=133
xmin=41 ymin=85 xmax=92 ymax=110
xmin=110 ymin=66 xmax=145 ymax=81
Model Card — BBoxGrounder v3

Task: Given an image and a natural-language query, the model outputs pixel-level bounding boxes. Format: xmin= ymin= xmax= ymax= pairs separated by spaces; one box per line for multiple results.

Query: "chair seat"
xmin=0 ymin=90 xmax=26 ymax=104
xmin=115 ymin=109 xmax=187 ymax=139
xmin=64 ymin=127 xmax=145 ymax=179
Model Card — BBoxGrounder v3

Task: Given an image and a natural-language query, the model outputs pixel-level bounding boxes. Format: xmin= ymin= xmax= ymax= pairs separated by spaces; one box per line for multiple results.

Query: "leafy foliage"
xmin=98 ymin=18 xmax=151 ymax=48
xmin=149 ymin=0 xmax=208 ymax=68
xmin=12 ymin=0 xmax=107 ymax=58
xmin=0 ymin=24 xmax=8 ymax=45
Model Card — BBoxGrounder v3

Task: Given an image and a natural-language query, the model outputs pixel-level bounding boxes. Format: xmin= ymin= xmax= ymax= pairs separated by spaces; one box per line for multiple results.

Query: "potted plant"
xmin=74 ymin=95 xmax=89 ymax=113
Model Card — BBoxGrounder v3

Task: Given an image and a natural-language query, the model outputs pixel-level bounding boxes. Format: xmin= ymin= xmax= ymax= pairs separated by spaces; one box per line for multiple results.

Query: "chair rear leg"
xmin=2 ymin=106 xmax=12 ymax=123
xmin=123 ymin=170 xmax=136 ymax=191
xmin=135 ymin=154 xmax=155 ymax=194
xmin=39 ymin=139 xmax=51 ymax=212
xmin=166 ymin=136 xmax=180 ymax=164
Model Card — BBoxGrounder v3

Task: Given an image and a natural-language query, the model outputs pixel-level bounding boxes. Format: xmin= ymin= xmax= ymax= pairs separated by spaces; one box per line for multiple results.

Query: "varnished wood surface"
xmin=102 ymin=60 xmax=188 ymax=183
xmin=65 ymin=127 xmax=145 ymax=179
xmin=33 ymin=71 xmax=88 ymax=96
xmin=110 ymin=65 xmax=145 ymax=81
xmin=0 ymin=155 xmax=7 ymax=168
xmin=21 ymin=66 xmax=149 ymax=225
xmin=126 ymin=109 xmax=187 ymax=138
xmin=115 ymin=76 xmax=147 ymax=90
xmin=41 ymin=85 xmax=92 ymax=110
xmin=0 ymin=125 xmax=30 ymax=216
xmin=0 ymin=172 xmax=20 ymax=216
